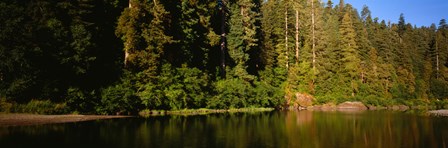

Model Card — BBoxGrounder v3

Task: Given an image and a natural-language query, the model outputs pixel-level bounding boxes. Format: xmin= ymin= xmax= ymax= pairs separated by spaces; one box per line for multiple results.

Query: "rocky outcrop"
xmin=429 ymin=110 xmax=448 ymax=116
xmin=307 ymin=103 xmax=337 ymax=111
xmin=337 ymin=101 xmax=368 ymax=110
xmin=367 ymin=105 xmax=387 ymax=110
xmin=285 ymin=94 xmax=415 ymax=112
xmin=285 ymin=93 xmax=315 ymax=110
xmin=307 ymin=102 xmax=368 ymax=111
xmin=387 ymin=105 xmax=409 ymax=111
xmin=295 ymin=93 xmax=314 ymax=107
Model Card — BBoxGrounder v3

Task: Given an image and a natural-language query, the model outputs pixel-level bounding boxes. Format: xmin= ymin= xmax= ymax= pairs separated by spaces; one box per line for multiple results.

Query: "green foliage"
xmin=360 ymin=95 xmax=395 ymax=107
xmin=362 ymin=95 xmax=382 ymax=106
xmin=3 ymin=0 xmax=448 ymax=113
xmin=253 ymin=81 xmax=285 ymax=108
xmin=176 ymin=66 xmax=210 ymax=108
xmin=433 ymin=99 xmax=448 ymax=109
xmin=139 ymin=64 xmax=210 ymax=110
xmin=288 ymin=61 xmax=315 ymax=94
xmin=402 ymin=99 xmax=430 ymax=107
xmin=97 ymin=75 xmax=140 ymax=115
xmin=65 ymin=87 xmax=97 ymax=113
xmin=208 ymin=78 xmax=252 ymax=109
xmin=208 ymin=77 xmax=284 ymax=109
xmin=398 ymin=13 xmax=406 ymax=37
xmin=430 ymin=79 xmax=448 ymax=99
xmin=339 ymin=10 xmax=361 ymax=97
xmin=0 ymin=98 xmax=13 ymax=113
xmin=12 ymin=100 xmax=69 ymax=114
xmin=0 ymin=1 xmax=36 ymax=102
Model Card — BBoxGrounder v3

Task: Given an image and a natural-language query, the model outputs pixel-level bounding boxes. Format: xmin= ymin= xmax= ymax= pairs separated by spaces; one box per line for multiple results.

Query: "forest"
xmin=1 ymin=0 xmax=447 ymax=114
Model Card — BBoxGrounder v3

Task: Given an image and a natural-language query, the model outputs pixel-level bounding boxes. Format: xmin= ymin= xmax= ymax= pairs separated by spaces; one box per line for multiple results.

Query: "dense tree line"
xmin=1 ymin=0 xmax=447 ymax=114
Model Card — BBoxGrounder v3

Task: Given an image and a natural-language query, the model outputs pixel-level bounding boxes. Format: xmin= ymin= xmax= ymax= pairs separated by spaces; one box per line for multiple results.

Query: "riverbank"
xmin=138 ymin=108 xmax=275 ymax=117
xmin=428 ymin=110 xmax=448 ymax=116
xmin=0 ymin=108 xmax=274 ymax=126
xmin=1 ymin=107 xmax=446 ymax=127
xmin=0 ymin=114 xmax=131 ymax=127
xmin=289 ymin=100 xmax=448 ymax=117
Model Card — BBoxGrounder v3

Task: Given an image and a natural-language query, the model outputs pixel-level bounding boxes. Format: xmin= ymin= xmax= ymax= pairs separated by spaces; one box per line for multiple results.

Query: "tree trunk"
xmin=311 ymin=0 xmax=316 ymax=79
xmin=295 ymin=9 xmax=299 ymax=64
xmin=436 ymin=38 xmax=439 ymax=79
xmin=220 ymin=0 xmax=227 ymax=78
xmin=361 ymin=71 xmax=365 ymax=83
xmin=124 ymin=1 xmax=132 ymax=67
xmin=285 ymin=5 xmax=289 ymax=69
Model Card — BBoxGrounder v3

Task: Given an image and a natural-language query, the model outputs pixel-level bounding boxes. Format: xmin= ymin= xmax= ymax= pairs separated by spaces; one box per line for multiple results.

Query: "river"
xmin=1 ymin=110 xmax=447 ymax=148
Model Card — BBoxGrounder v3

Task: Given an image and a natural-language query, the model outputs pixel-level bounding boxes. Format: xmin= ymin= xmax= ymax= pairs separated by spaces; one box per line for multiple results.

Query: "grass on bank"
xmin=138 ymin=107 xmax=275 ymax=117
xmin=0 ymin=99 xmax=69 ymax=114
xmin=1 ymin=98 xmax=275 ymax=116
xmin=2 ymin=97 xmax=448 ymax=116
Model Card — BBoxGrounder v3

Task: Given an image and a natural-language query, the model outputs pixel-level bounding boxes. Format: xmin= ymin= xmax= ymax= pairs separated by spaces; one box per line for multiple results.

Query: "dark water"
xmin=1 ymin=111 xmax=448 ymax=148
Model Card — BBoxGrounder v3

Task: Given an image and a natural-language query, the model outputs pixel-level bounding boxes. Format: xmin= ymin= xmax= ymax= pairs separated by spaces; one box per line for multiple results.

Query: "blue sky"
xmin=330 ymin=0 xmax=448 ymax=27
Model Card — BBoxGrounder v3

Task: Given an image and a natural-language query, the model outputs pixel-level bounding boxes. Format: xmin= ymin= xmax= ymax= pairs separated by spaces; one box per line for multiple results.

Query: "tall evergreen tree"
xmin=398 ymin=13 xmax=406 ymax=37
xmin=116 ymin=0 xmax=173 ymax=109
xmin=339 ymin=10 xmax=361 ymax=97
xmin=314 ymin=0 xmax=341 ymax=98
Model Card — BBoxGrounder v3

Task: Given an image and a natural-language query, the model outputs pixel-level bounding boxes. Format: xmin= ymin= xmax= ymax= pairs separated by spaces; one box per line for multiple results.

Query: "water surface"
xmin=1 ymin=111 xmax=447 ymax=148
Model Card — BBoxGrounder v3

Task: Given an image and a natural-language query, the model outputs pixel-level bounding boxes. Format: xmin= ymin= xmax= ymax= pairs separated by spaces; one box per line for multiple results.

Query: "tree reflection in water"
xmin=1 ymin=111 xmax=447 ymax=148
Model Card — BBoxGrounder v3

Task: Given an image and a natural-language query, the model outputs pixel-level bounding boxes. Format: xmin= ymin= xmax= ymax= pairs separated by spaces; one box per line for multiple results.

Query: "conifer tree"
xmin=116 ymin=0 xmax=173 ymax=108
xmin=398 ymin=13 xmax=406 ymax=38
xmin=339 ymin=11 xmax=361 ymax=97
xmin=227 ymin=0 xmax=259 ymax=80
xmin=227 ymin=2 xmax=248 ymax=78
xmin=172 ymin=0 xmax=219 ymax=69
xmin=314 ymin=0 xmax=340 ymax=97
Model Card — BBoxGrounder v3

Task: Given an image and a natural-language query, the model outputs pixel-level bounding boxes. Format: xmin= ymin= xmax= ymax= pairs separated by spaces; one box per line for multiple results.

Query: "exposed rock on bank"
xmin=283 ymin=94 xmax=415 ymax=112
xmin=285 ymin=93 xmax=315 ymax=110
xmin=307 ymin=103 xmax=337 ymax=111
xmin=299 ymin=101 xmax=413 ymax=112
xmin=428 ymin=110 xmax=448 ymax=116
xmin=295 ymin=93 xmax=314 ymax=107
xmin=307 ymin=101 xmax=368 ymax=111
xmin=388 ymin=105 xmax=410 ymax=111
xmin=337 ymin=101 xmax=368 ymax=110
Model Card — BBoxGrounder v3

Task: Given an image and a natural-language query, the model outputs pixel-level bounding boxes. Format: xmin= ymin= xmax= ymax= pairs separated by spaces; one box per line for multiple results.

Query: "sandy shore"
xmin=0 ymin=114 xmax=132 ymax=127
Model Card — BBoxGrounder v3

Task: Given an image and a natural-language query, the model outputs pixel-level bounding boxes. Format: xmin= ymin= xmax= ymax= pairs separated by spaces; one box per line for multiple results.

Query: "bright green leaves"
xmin=208 ymin=76 xmax=282 ymax=109
xmin=209 ymin=78 xmax=252 ymax=109
xmin=99 ymin=73 xmax=140 ymax=115
xmin=139 ymin=64 xmax=209 ymax=110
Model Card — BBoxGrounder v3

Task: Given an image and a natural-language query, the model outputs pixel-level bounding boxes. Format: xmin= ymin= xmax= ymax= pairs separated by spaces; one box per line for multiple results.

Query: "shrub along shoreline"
xmin=138 ymin=108 xmax=275 ymax=117
xmin=2 ymin=97 xmax=447 ymax=117
xmin=1 ymin=97 xmax=447 ymax=127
